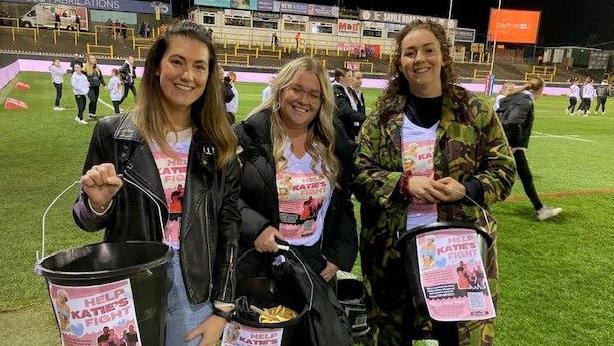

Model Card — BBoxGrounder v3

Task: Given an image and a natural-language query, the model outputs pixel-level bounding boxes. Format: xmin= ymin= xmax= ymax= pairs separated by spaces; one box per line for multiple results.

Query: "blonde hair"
xmin=247 ymin=57 xmax=339 ymax=186
xmin=526 ymin=77 xmax=544 ymax=93
xmin=132 ymin=20 xmax=236 ymax=169
xmin=84 ymin=54 xmax=97 ymax=77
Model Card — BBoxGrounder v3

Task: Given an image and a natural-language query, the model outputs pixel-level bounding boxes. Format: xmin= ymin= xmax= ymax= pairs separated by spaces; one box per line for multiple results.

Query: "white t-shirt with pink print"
xmin=276 ymin=144 xmax=332 ymax=247
xmin=402 ymin=115 xmax=439 ymax=230
xmin=149 ymin=128 xmax=192 ymax=249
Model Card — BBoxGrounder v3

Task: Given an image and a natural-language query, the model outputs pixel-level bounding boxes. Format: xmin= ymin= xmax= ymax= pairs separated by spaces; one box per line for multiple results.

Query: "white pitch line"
xmin=97 ymin=98 xmax=115 ymax=111
xmin=532 ymin=131 xmax=593 ymax=143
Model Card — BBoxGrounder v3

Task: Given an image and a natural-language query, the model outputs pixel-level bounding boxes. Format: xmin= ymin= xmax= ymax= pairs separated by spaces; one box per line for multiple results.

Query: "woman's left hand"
xmin=320 ymin=261 xmax=339 ymax=282
xmin=185 ymin=314 xmax=227 ymax=346
xmin=436 ymin=177 xmax=466 ymax=202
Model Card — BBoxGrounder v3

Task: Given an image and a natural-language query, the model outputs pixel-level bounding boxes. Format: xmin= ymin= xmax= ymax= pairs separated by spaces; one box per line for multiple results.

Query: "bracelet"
xmin=88 ymin=199 xmax=113 ymax=216
xmin=399 ymin=170 xmax=412 ymax=197
xmin=212 ymin=307 xmax=234 ymax=321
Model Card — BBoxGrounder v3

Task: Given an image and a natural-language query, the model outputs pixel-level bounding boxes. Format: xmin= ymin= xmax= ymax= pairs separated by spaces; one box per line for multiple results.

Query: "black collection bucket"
xmin=233 ymin=276 xmax=307 ymax=345
xmin=396 ymin=222 xmax=494 ymax=322
xmin=36 ymin=241 xmax=171 ymax=346
xmin=221 ymin=248 xmax=313 ymax=346
xmin=336 ymin=278 xmax=370 ymax=337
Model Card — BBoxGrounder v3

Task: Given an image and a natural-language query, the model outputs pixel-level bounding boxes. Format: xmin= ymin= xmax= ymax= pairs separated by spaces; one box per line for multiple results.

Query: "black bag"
xmin=235 ymin=249 xmax=352 ymax=346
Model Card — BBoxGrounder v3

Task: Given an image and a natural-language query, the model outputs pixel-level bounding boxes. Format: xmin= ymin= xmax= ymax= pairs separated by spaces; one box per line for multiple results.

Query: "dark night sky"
xmin=309 ymin=0 xmax=614 ymax=48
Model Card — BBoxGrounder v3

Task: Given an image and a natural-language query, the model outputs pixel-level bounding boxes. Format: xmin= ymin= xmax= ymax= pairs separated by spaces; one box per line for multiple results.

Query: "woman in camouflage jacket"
xmin=353 ymin=20 xmax=516 ymax=346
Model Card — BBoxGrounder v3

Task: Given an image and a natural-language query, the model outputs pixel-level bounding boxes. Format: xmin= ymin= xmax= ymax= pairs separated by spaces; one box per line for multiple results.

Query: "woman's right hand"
xmin=254 ymin=226 xmax=285 ymax=253
xmin=80 ymin=163 xmax=123 ymax=212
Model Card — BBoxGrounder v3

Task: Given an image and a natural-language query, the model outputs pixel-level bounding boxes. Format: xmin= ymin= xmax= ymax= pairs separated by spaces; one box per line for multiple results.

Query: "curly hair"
xmin=374 ymin=20 xmax=472 ymax=121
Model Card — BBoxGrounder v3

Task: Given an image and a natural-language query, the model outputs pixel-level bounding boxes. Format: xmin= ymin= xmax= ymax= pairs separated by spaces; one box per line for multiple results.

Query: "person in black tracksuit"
xmin=594 ymin=80 xmax=609 ymax=114
xmin=497 ymin=77 xmax=562 ymax=221
xmin=119 ymin=56 xmax=137 ymax=105
xmin=83 ymin=54 xmax=105 ymax=119
xmin=332 ymin=68 xmax=365 ymax=140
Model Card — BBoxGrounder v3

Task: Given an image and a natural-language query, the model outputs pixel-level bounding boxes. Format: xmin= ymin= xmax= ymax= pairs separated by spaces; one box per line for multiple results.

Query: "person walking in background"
xmin=353 ymin=20 xmax=516 ymax=345
xmin=332 ymin=67 xmax=365 ymax=140
xmin=49 ymin=59 xmax=65 ymax=111
xmin=73 ymin=20 xmax=240 ymax=346
xmin=106 ymin=18 xmax=113 ymax=37
xmin=566 ymin=78 xmax=580 ymax=115
xmin=107 ymin=68 xmax=123 ymax=114
xmin=594 ymin=79 xmax=609 ymax=114
xmin=498 ymin=77 xmax=563 ymax=221
xmin=70 ymin=62 xmax=89 ymax=124
xmin=351 ymin=70 xmax=366 ymax=121
xmin=579 ymin=77 xmax=595 ymax=116
xmin=121 ymin=22 xmax=128 ymax=39
xmin=225 ymin=72 xmax=238 ymax=124
xmin=271 ymin=32 xmax=279 ymax=49
xmin=218 ymin=66 xmax=235 ymax=124
xmin=294 ymin=32 xmax=301 ymax=50
xmin=83 ymin=54 xmax=105 ymax=119
xmin=119 ymin=56 xmax=137 ymax=105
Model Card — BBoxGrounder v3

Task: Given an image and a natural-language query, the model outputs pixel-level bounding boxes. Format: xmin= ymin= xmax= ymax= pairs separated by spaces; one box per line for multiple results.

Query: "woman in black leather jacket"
xmin=233 ymin=57 xmax=358 ymax=280
xmin=72 ymin=20 xmax=240 ymax=346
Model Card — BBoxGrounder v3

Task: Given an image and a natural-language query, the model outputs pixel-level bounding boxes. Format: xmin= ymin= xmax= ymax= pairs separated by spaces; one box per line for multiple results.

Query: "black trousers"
xmin=513 ymin=149 xmax=543 ymax=211
xmin=75 ymin=95 xmax=86 ymax=120
xmin=120 ymin=82 xmax=137 ymax=104
xmin=567 ymin=97 xmax=577 ymax=112
xmin=595 ymin=97 xmax=607 ymax=112
xmin=87 ymin=85 xmax=100 ymax=115
xmin=579 ymin=97 xmax=591 ymax=113
xmin=112 ymin=100 xmax=121 ymax=114
xmin=53 ymin=82 xmax=62 ymax=107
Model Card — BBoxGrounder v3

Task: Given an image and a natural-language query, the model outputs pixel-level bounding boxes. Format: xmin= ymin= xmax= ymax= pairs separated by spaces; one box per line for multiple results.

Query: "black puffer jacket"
xmin=73 ymin=114 xmax=240 ymax=304
xmin=233 ymin=110 xmax=358 ymax=271
xmin=333 ymin=84 xmax=365 ymax=140
xmin=498 ymin=91 xmax=534 ymax=149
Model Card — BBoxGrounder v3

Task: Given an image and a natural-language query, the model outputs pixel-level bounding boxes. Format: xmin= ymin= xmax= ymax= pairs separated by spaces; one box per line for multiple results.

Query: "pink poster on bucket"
xmin=222 ymin=322 xmax=283 ymax=346
xmin=416 ymin=229 xmax=496 ymax=321
xmin=49 ymin=279 xmax=141 ymax=345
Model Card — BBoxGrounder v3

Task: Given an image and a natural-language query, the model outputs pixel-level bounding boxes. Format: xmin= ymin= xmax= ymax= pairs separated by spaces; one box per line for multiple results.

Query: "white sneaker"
xmin=58 ymin=107 xmax=66 ymax=111
xmin=80 ymin=119 xmax=89 ymax=124
xmin=53 ymin=106 xmax=61 ymax=111
xmin=75 ymin=116 xmax=81 ymax=124
xmin=565 ymin=109 xmax=569 ymax=114
xmin=89 ymin=113 xmax=97 ymax=119
xmin=537 ymin=206 xmax=563 ymax=221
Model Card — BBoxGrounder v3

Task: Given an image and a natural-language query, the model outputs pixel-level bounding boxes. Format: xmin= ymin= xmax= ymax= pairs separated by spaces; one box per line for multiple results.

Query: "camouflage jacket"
xmin=353 ymin=87 xmax=516 ymax=241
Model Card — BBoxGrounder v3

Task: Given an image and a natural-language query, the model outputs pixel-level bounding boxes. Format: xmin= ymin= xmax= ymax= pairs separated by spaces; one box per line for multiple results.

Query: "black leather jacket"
xmin=233 ymin=110 xmax=358 ymax=271
xmin=73 ymin=114 xmax=240 ymax=304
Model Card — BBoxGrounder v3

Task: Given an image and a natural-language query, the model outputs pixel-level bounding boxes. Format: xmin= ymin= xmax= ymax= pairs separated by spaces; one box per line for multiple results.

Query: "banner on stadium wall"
xmin=282 ymin=14 xmax=308 ymax=22
xmin=454 ymin=27 xmax=476 ymax=43
xmin=224 ymin=8 xmax=252 ymax=17
xmin=337 ymin=19 xmax=360 ymax=37
xmin=90 ymin=10 xmax=137 ymax=25
xmin=279 ymin=2 xmax=339 ymax=18
xmin=338 ymin=43 xmax=381 ymax=59
xmin=4 ymin=0 xmax=172 ymax=15
xmin=359 ymin=9 xmax=456 ymax=28
xmin=487 ymin=9 xmax=541 ymax=44
xmin=256 ymin=0 xmax=280 ymax=12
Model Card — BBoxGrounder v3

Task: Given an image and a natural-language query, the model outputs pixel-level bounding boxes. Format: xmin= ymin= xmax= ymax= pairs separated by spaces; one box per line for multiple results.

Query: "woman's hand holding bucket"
xmin=80 ymin=163 xmax=123 ymax=212
xmin=254 ymin=226 xmax=286 ymax=253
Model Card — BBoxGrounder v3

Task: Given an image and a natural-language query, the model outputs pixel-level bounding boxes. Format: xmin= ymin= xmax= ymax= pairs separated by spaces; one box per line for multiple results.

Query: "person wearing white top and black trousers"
xmin=579 ymin=77 xmax=595 ymax=115
xmin=49 ymin=59 xmax=65 ymax=111
xmin=71 ymin=62 xmax=89 ymax=124
xmin=566 ymin=78 xmax=580 ymax=114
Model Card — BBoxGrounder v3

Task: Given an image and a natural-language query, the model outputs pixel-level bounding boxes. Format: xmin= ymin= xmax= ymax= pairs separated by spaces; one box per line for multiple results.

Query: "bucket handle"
xmin=37 ymin=180 xmax=82 ymax=265
xmin=235 ymin=247 xmax=315 ymax=311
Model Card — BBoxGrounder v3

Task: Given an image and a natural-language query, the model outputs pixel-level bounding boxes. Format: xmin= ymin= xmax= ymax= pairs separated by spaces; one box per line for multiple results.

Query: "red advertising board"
xmin=487 ymin=9 xmax=541 ymax=44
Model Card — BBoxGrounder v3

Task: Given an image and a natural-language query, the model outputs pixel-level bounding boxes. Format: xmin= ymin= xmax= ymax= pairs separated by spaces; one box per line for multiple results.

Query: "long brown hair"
xmin=247 ymin=57 xmax=340 ymax=187
xmin=374 ymin=20 xmax=466 ymax=119
xmin=133 ymin=20 xmax=236 ymax=169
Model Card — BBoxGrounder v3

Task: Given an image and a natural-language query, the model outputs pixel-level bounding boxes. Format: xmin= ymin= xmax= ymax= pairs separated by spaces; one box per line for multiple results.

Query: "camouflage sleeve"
xmin=474 ymin=108 xmax=516 ymax=204
xmin=353 ymin=113 xmax=403 ymax=208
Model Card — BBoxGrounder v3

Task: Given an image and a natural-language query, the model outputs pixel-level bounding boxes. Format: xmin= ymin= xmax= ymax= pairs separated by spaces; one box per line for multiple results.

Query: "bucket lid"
xmin=395 ymin=222 xmax=493 ymax=251
xmin=36 ymin=241 xmax=171 ymax=280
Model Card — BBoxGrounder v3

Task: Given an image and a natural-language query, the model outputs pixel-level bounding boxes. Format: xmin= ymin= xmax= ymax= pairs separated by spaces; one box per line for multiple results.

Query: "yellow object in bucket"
xmin=259 ymin=305 xmax=298 ymax=323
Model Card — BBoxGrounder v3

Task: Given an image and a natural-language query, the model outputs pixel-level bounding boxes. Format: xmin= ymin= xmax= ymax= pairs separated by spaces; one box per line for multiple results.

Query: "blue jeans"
xmin=166 ymin=249 xmax=213 ymax=346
